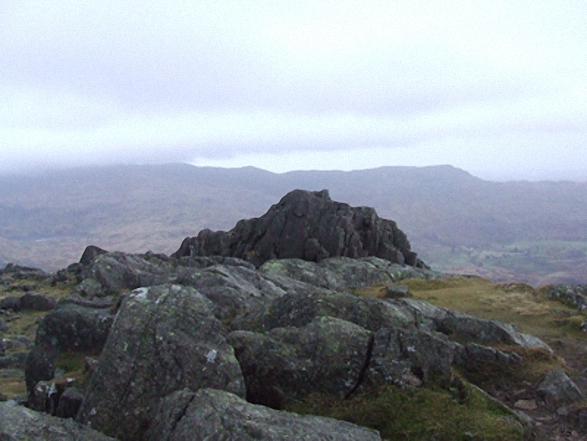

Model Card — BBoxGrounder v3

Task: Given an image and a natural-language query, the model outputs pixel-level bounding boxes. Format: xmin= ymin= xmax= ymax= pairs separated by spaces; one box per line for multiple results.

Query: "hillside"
xmin=1 ymin=163 xmax=586 ymax=284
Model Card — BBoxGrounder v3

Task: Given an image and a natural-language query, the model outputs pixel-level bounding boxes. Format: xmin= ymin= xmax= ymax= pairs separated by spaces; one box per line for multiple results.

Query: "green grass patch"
xmin=285 ymin=381 xmax=527 ymax=441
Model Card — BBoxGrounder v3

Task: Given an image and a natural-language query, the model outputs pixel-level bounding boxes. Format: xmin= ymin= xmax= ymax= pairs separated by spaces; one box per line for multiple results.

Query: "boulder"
xmin=35 ymin=301 xmax=115 ymax=353
xmin=146 ymin=388 xmax=382 ymax=441
xmin=0 ymin=401 xmax=116 ymax=441
xmin=76 ymin=284 xmax=246 ymax=441
xmin=173 ymin=189 xmax=427 ymax=268
xmin=80 ymin=251 xmax=175 ymax=295
xmin=20 ymin=292 xmax=56 ymax=311
xmin=538 ymin=370 xmax=584 ymax=408
xmin=0 ymin=296 xmax=21 ymax=311
xmin=229 ymin=316 xmax=373 ymax=408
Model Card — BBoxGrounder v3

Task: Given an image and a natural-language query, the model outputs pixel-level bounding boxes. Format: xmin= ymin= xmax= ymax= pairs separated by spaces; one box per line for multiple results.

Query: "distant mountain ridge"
xmin=1 ymin=163 xmax=586 ymax=284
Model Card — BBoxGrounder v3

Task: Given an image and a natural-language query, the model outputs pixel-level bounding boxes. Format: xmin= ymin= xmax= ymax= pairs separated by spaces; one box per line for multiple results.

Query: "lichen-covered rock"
xmin=263 ymin=288 xmax=414 ymax=332
xmin=175 ymin=263 xmax=284 ymax=326
xmin=79 ymin=251 xmax=175 ymax=295
xmin=546 ymin=284 xmax=587 ymax=311
xmin=0 ymin=401 xmax=116 ymax=441
xmin=229 ymin=316 xmax=373 ymax=408
xmin=260 ymin=256 xmax=437 ymax=291
xmin=365 ymin=326 xmax=456 ymax=389
xmin=173 ymin=189 xmax=426 ymax=268
xmin=77 ymin=284 xmax=245 ymax=441
xmin=146 ymin=388 xmax=383 ymax=441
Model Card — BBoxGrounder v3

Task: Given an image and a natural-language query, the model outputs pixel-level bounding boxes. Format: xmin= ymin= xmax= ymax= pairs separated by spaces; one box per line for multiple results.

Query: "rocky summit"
xmin=1 ymin=190 xmax=587 ymax=440
xmin=173 ymin=189 xmax=427 ymax=268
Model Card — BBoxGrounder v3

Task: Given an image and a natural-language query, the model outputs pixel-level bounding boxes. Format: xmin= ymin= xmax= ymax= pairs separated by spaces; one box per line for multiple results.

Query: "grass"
xmin=285 ymin=380 xmax=527 ymax=441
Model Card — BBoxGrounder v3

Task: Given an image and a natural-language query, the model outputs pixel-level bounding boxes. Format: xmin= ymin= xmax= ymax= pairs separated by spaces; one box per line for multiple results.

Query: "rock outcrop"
xmin=173 ymin=189 xmax=427 ymax=268
xmin=146 ymin=388 xmax=383 ymax=441
xmin=76 ymin=284 xmax=246 ymax=440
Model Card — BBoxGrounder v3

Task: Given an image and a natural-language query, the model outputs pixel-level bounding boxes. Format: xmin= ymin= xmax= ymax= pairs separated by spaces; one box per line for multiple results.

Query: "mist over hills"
xmin=1 ymin=163 xmax=586 ymax=285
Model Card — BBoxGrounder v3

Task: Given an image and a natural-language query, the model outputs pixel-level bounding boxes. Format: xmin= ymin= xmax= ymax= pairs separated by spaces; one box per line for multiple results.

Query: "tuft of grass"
xmin=285 ymin=381 xmax=527 ymax=441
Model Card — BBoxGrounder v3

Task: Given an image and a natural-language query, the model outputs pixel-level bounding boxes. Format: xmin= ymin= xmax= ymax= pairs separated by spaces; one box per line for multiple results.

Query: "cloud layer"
xmin=1 ymin=1 xmax=586 ymax=179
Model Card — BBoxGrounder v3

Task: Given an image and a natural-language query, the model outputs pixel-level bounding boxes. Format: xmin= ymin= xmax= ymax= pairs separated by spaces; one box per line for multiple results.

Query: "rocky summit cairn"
xmin=173 ymin=189 xmax=427 ymax=268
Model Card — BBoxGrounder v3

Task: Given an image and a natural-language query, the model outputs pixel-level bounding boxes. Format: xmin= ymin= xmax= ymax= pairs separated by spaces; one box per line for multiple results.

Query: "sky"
xmin=1 ymin=1 xmax=586 ymax=181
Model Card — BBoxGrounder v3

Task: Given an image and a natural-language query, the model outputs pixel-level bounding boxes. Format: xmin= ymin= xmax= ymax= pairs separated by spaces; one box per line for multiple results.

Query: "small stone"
xmin=514 ymin=399 xmax=538 ymax=410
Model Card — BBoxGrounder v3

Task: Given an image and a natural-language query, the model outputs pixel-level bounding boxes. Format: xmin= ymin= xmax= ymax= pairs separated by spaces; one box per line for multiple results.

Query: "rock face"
xmin=146 ymin=388 xmax=383 ymax=441
xmin=76 ymin=284 xmax=246 ymax=440
xmin=173 ymin=189 xmax=427 ymax=268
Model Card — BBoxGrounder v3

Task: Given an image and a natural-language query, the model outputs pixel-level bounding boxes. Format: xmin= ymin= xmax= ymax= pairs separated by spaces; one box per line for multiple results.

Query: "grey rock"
xmin=146 ymin=388 xmax=382 ymax=441
xmin=83 ymin=251 xmax=175 ymax=295
xmin=546 ymin=284 xmax=587 ymax=311
xmin=0 ymin=401 xmax=116 ymax=441
xmin=229 ymin=316 xmax=373 ymax=408
xmin=77 ymin=284 xmax=245 ymax=441
xmin=79 ymin=245 xmax=108 ymax=266
xmin=260 ymin=256 xmax=438 ymax=292
xmin=365 ymin=326 xmax=455 ymax=389
xmin=173 ymin=189 xmax=426 ymax=268
xmin=0 ymin=296 xmax=21 ymax=311
xmin=0 ymin=318 xmax=8 ymax=333
xmin=455 ymin=343 xmax=523 ymax=369
xmin=538 ymin=369 xmax=584 ymax=407
xmin=35 ymin=302 xmax=115 ymax=353
xmin=56 ymin=386 xmax=84 ymax=419
xmin=399 ymin=298 xmax=553 ymax=352
xmin=24 ymin=343 xmax=58 ymax=393
xmin=263 ymin=287 xmax=414 ymax=332
xmin=3 ymin=335 xmax=34 ymax=351
xmin=20 ymin=292 xmax=56 ymax=311
xmin=0 ymin=352 xmax=27 ymax=369
xmin=175 ymin=263 xmax=284 ymax=326
xmin=29 ymin=380 xmax=60 ymax=414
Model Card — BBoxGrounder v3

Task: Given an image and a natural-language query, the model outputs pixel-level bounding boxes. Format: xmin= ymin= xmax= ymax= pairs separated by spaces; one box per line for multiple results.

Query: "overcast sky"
xmin=1 ymin=1 xmax=586 ymax=180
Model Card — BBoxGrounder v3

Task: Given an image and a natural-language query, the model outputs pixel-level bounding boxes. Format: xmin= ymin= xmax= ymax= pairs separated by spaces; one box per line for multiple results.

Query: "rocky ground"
xmin=1 ymin=190 xmax=587 ymax=440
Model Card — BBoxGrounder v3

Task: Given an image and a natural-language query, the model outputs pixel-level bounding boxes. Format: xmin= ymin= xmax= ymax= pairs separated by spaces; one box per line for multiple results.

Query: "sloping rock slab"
xmin=77 ymin=284 xmax=245 ymax=441
xmin=229 ymin=316 xmax=373 ymax=408
xmin=146 ymin=388 xmax=382 ymax=441
xmin=399 ymin=298 xmax=552 ymax=352
xmin=0 ymin=401 xmax=115 ymax=441
xmin=173 ymin=189 xmax=426 ymax=268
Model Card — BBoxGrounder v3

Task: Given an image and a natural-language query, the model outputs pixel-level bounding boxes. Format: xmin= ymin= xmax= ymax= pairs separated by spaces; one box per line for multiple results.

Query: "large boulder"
xmin=146 ymin=388 xmax=383 ymax=441
xmin=173 ymin=189 xmax=427 ymax=268
xmin=77 ymin=284 xmax=245 ymax=441
xmin=229 ymin=316 xmax=373 ymax=408
xmin=0 ymin=401 xmax=115 ymax=441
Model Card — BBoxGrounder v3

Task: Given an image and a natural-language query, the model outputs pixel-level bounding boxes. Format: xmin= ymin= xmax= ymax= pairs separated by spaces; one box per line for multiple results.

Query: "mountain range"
xmin=1 ymin=163 xmax=586 ymax=285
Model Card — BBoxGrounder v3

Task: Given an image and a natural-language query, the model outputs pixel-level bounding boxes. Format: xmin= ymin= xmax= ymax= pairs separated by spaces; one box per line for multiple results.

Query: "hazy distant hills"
xmin=1 ymin=163 xmax=586 ymax=285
